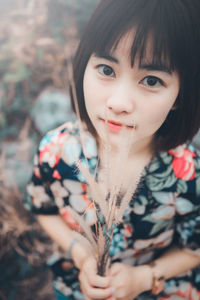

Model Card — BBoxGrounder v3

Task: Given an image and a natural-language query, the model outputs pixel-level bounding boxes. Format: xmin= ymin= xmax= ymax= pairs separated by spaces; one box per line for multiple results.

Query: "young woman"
xmin=25 ymin=0 xmax=200 ymax=299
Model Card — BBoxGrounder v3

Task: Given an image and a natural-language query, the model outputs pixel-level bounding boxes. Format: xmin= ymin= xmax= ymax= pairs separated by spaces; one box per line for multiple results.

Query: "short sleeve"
xmin=174 ymin=150 xmax=200 ymax=256
xmin=24 ymin=122 xmax=98 ymax=218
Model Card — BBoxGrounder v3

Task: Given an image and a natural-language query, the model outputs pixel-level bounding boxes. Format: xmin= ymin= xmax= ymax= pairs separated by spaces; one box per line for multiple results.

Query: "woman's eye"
xmin=97 ymin=65 xmax=115 ymax=77
xmin=141 ymin=76 xmax=163 ymax=87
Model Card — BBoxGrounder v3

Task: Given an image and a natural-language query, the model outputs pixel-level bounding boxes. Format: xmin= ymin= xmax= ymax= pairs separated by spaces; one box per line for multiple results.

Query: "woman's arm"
xmin=109 ymin=246 xmax=200 ymax=300
xmin=37 ymin=215 xmax=88 ymax=268
xmin=37 ymin=215 xmax=113 ymax=300
xmin=150 ymin=245 xmax=200 ymax=281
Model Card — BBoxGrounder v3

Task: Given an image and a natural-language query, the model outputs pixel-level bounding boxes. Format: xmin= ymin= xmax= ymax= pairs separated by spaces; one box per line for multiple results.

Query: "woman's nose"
xmin=106 ymin=83 xmax=135 ymax=115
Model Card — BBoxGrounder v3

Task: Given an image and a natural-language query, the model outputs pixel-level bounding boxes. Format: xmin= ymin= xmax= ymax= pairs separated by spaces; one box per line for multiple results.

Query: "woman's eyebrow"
xmin=93 ymin=53 xmax=119 ymax=64
xmin=139 ymin=62 xmax=172 ymax=75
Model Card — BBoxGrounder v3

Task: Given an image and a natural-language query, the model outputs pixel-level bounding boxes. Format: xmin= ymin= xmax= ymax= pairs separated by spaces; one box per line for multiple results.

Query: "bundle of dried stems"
xmin=69 ymin=71 xmax=140 ymax=276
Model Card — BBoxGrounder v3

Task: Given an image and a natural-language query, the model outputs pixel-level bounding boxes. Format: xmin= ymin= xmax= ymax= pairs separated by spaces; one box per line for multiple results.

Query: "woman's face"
xmin=83 ymin=32 xmax=180 ymax=153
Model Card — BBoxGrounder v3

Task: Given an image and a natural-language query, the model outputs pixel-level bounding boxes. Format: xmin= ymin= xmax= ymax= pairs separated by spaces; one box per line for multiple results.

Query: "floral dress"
xmin=25 ymin=122 xmax=200 ymax=300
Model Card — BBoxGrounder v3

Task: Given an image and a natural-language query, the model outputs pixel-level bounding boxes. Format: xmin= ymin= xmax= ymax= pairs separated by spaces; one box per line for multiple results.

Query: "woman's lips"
xmin=100 ymin=118 xmax=134 ymax=133
xmin=107 ymin=120 xmax=122 ymax=133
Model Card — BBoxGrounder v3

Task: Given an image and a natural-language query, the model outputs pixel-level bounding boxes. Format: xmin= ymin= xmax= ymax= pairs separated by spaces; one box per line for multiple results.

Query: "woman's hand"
xmin=78 ymin=256 xmax=115 ymax=300
xmin=108 ymin=263 xmax=152 ymax=300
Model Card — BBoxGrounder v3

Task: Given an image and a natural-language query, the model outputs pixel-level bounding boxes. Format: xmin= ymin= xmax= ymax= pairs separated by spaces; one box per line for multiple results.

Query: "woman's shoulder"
xmin=39 ymin=121 xmax=80 ymax=147
xmin=146 ymin=143 xmax=200 ymax=193
xmin=37 ymin=121 xmax=98 ymax=170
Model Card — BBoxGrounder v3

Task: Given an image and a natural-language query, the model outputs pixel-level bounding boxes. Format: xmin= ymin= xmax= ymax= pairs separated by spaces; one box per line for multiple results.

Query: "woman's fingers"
xmin=80 ymin=273 xmax=114 ymax=299
xmin=79 ymin=256 xmax=114 ymax=299
xmin=87 ymin=273 xmax=111 ymax=288
xmin=81 ymin=256 xmax=111 ymax=287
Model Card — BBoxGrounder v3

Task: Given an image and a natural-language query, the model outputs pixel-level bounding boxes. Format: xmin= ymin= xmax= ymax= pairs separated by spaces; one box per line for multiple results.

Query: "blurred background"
xmin=0 ymin=1 xmax=98 ymax=299
xmin=0 ymin=0 xmax=199 ymax=299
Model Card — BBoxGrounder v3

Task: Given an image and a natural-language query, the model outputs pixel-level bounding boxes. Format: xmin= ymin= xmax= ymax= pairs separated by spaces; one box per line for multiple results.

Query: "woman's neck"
xmin=98 ymin=135 xmax=155 ymax=163
xmin=97 ymin=137 xmax=154 ymax=197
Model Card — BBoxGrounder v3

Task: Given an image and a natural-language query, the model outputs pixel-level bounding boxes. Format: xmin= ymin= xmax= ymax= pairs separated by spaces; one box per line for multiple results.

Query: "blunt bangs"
xmin=72 ymin=0 xmax=200 ymax=151
xmin=83 ymin=0 xmax=198 ymax=76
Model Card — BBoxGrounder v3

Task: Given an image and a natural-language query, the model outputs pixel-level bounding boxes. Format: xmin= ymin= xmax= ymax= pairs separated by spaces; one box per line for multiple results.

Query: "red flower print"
xmin=53 ymin=170 xmax=62 ymax=180
xmin=159 ymin=282 xmax=200 ymax=299
xmin=34 ymin=167 xmax=41 ymax=179
xmin=59 ymin=207 xmax=81 ymax=231
xmin=169 ymin=146 xmax=196 ymax=180
xmin=61 ymin=261 xmax=73 ymax=270
xmin=123 ymin=225 xmax=133 ymax=238
xmin=39 ymin=144 xmax=60 ymax=168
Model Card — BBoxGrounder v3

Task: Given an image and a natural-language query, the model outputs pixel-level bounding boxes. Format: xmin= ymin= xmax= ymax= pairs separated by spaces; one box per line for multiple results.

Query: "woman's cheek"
xmin=84 ymin=74 xmax=101 ymax=105
xmin=143 ymin=103 xmax=172 ymax=133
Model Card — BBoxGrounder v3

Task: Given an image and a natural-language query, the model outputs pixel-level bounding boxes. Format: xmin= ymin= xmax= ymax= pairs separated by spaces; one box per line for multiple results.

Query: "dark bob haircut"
xmin=71 ymin=0 xmax=200 ymax=151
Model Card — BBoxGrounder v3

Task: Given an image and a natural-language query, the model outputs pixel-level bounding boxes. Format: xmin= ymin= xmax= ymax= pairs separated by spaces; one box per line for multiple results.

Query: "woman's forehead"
xmin=111 ymin=31 xmax=135 ymax=56
xmin=96 ymin=29 xmax=172 ymax=70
